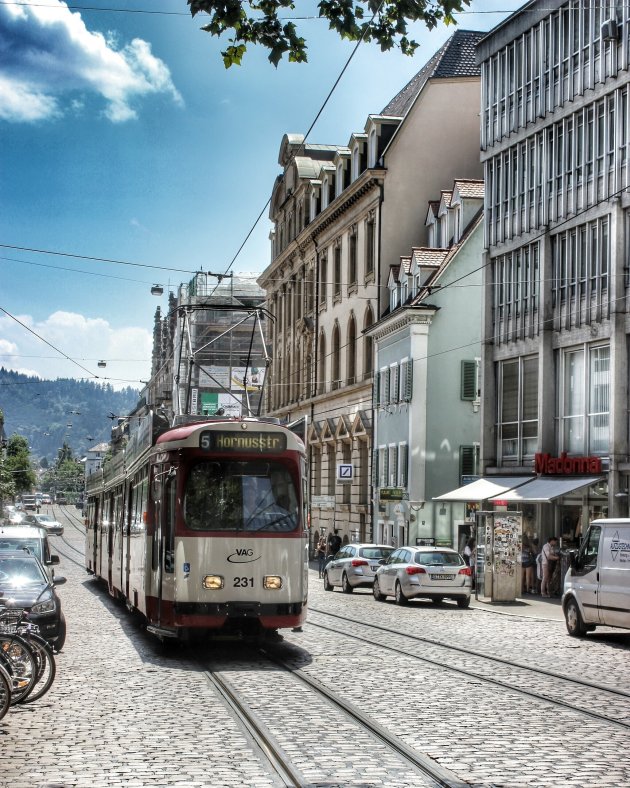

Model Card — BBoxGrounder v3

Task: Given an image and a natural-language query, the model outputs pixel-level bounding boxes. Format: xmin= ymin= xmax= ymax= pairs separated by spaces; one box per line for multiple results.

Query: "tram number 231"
xmin=234 ymin=577 xmax=254 ymax=587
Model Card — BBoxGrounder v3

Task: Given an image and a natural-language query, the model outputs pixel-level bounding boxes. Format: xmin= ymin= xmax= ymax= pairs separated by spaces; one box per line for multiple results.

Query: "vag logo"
xmin=227 ymin=548 xmax=261 ymax=563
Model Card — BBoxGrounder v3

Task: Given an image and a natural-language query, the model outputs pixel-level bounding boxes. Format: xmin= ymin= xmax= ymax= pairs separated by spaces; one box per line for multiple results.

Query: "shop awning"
xmin=488 ymin=476 xmax=603 ymax=503
xmin=434 ymin=476 xmax=533 ymax=502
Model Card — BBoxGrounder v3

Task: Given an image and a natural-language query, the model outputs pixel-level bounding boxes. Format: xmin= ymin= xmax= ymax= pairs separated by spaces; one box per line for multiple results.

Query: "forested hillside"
xmin=0 ymin=368 xmax=139 ymax=462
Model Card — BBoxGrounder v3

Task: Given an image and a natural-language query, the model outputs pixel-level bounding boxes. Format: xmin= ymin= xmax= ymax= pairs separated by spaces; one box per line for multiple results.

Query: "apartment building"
xmin=259 ymin=30 xmax=485 ymax=549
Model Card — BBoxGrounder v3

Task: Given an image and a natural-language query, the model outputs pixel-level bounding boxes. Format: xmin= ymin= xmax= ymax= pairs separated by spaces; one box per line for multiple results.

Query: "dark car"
xmin=0 ymin=551 xmax=67 ymax=651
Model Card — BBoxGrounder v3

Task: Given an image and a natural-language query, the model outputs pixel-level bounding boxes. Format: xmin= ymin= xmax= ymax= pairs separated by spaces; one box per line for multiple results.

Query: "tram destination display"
xmin=199 ymin=430 xmax=287 ymax=453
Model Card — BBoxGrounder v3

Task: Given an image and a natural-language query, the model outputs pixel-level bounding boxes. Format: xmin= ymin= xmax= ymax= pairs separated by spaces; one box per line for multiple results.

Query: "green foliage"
xmin=0 ymin=457 xmax=16 ymax=503
xmin=188 ymin=0 xmax=470 ymax=66
xmin=4 ymin=434 xmax=36 ymax=493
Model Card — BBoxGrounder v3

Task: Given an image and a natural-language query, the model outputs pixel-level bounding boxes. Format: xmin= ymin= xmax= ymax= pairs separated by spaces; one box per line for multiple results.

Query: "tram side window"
xmin=184 ymin=461 xmax=299 ymax=532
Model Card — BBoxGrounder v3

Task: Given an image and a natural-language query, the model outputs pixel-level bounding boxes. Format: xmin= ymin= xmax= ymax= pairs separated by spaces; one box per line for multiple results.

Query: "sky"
xmin=0 ymin=0 xmax=523 ymax=392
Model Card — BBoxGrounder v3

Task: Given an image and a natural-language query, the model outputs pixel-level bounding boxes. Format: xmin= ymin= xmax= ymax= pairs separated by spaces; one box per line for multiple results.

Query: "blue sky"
xmin=0 ymin=0 xmax=522 ymax=389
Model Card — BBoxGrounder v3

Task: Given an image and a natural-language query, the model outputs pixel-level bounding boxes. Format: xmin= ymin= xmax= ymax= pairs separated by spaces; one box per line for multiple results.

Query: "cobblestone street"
xmin=1 ymin=510 xmax=629 ymax=787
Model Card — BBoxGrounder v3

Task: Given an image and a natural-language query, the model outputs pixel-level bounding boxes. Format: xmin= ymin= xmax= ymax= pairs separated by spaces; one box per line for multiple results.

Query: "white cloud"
xmin=0 ymin=310 xmax=152 ymax=390
xmin=0 ymin=1 xmax=182 ymax=123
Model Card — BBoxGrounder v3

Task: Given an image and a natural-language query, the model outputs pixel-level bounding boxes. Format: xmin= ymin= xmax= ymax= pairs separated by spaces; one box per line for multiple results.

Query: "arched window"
xmin=336 ymin=163 xmax=344 ymax=197
xmin=363 ymin=305 xmax=374 ymax=380
xmin=352 ymin=146 xmax=360 ymax=180
xmin=332 ymin=322 xmax=341 ymax=390
xmin=321 ymin=176 xmax=329 ymax=209
xmin=318 ymin=332 xmax=326 ymax=395
xmin=368 ymin=128 xmax=378 ymax=167
xmin=347 ymin=314 xmax=356 ymax=385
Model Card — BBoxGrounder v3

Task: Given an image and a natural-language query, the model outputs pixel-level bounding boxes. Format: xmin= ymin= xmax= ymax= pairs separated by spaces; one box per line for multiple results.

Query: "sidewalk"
xmin=471 ymin=592 xmax=565 ymax=622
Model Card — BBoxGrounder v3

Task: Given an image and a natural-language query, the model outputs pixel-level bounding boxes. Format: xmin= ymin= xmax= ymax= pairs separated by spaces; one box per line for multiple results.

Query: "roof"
xmin=381 ymin=30 xmax=485 ymax=117
xmin=411 ymin=248 xmax=449 ymax=268
xmin=453 ymin=179 xmax=485 ymax=199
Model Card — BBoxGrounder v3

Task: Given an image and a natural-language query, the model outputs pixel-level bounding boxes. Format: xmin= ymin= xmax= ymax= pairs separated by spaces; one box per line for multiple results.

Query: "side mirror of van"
xmin=48 ymin=554 xmax=60 ymax=566
xmin=52 ymin=575 xmax=67 ymax=586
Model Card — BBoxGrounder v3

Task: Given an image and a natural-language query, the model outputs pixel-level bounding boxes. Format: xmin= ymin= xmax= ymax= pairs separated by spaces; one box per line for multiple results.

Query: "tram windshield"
xmin=184 ymin=460 xmax=300 ymax=532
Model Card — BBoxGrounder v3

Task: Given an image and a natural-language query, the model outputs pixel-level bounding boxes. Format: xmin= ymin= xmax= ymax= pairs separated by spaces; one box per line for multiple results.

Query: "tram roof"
xmin=156 ymin=418 xmax=305 ymax=453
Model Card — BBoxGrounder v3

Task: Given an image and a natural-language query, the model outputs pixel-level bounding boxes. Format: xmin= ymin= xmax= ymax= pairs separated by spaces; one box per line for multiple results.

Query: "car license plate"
xmin=430 ymin=574 xmax=453 ymax=580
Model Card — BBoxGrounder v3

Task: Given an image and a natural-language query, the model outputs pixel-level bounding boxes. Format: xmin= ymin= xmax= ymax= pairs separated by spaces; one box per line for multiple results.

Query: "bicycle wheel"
xmin=0 ymin=663 xmax=11 ymax=720
xmin=19 ymin=634 xmax=56 ymax=704
xmin=0 ymin=635 xmax=39 ymax=704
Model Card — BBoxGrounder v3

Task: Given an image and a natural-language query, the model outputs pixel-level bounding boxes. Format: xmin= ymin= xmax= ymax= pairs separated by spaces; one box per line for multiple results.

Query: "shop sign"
xmin=535 ymin=452 xmax=602 ymax=475
xmin=379 ymin=488 xmax=408 ymax=501
xmin=312 ymin=495 xmax=335 ymax=509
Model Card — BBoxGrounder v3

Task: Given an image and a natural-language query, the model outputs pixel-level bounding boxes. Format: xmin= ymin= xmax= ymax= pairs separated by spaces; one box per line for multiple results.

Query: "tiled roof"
xmin=389 ymin=263 xmax=401 ymax=282
xmin=439 ymin=190 xmax=453 ymax=209
xmin=453 ymin=179 xmax=485 ymax=199
xmin=381 ymin=30 xmax=485 ymax=117
xmin=411 ymin=248 xmax=449 ymax=268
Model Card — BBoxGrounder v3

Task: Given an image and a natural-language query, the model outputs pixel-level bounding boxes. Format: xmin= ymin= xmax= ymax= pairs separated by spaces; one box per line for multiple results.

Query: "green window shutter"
xmin=459 ymin=445 xmax=478 ymax=478
xmin=461 ymin=360 xmax=477 ymax=401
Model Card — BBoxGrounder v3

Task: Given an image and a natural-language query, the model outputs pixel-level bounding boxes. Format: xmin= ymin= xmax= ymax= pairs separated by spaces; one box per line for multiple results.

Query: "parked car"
xmin=373 ymin=545 xmax=472 ymax=607
xmin=0 ymin=550 xmax=67 ymax=651
xmin=0 ymin=525 xmax=61 ymax=578
xmin=3 ymin=509 xmax=26 ymax=525
xmin=24 ymin=513 xmax=64 ymax=535
xmin=323 ymin=543 xmax=394 ymax=592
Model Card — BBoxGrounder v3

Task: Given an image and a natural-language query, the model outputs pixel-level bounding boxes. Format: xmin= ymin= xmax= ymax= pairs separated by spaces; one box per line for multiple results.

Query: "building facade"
xmin=477 ymin=0 xmax=630 ymax=549
xmin=259 ymin=30 xmax=486 ymax=550
xmin=369 ymin=180 xmax=484 ymax=552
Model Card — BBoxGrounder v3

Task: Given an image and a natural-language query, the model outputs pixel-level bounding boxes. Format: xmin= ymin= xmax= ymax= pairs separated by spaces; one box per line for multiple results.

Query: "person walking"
xmin=316 ymin=535 xmax=327 ymax=578
xmin=327 ymin=529 xmax=342 ymax=558
xmin=540 ymin=536 xmax=560 ymax=597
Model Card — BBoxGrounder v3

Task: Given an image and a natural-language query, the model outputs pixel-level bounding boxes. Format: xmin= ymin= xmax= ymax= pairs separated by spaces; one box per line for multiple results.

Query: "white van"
xmin=562 ymin=519 xmax=630 ymax=636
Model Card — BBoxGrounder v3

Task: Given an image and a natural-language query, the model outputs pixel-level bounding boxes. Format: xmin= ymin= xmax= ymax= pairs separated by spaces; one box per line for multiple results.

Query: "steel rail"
xmin=307 ymin=614 xmax=630 ymax=732
xmin=310 ymin=606 xmax=630 ymax=699
xmin=260 ymin=648 xmax=468 ymax=788
xmin=203 ymin=667 xmax=306 ymax=788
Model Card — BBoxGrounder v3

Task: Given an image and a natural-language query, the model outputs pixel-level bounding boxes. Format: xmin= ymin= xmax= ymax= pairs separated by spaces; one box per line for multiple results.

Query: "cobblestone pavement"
xmin=1 ymin=513 xmax=628 ymax=787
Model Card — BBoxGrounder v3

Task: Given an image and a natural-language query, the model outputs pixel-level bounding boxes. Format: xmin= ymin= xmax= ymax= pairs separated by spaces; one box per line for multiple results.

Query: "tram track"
xmin=308 ymin=607 xmax=630 ymax=731
xmin=202 ymin=647 xmax=467 ymax=788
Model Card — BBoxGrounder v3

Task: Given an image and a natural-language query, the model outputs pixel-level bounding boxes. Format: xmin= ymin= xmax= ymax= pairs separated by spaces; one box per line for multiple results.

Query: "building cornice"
xmin=366 ymin=306 xmax=437 ymax=341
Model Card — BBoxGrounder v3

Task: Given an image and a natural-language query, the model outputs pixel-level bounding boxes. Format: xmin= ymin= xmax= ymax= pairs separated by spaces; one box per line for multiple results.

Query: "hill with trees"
xmin=0 ymin=368 xmax=139 ymax=463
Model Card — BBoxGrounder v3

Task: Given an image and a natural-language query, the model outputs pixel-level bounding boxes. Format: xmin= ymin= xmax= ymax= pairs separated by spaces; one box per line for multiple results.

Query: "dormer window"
xmin=402 ymin=278 xmax=408 ymax=304
xmin=368 ymin=128 xmax=378 ymax=167
xmin=322 ymin=176 xmax=329 ymax=209
xmin=390 ymin=282 xmax=399 ymax=312
xmin=352 ymin=146 xmax=360 ymax=180
xmin=310 ymin=189 xmax=319 ymax=221
xmin=336 ymin=163 xmax=344 ymax=197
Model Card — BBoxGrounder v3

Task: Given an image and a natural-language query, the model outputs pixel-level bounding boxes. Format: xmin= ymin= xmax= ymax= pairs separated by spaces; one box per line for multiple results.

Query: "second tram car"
xmin=85 ymin=416 xmax=308 ymax=640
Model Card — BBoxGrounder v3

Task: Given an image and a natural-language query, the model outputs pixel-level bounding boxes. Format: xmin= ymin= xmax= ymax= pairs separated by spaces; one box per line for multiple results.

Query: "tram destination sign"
xmin=200 ymin=430 xmax=287 ymax=453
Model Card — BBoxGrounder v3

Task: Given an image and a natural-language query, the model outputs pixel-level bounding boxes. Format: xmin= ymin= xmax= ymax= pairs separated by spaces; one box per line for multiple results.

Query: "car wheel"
xmin=395 ymin=582 xmax=409 ymax=606
xmin=432 ymin=597 xmax=444 ymax=605
xmin=456 ymin=596 xmax=471 ymax=609
xmin=341 ymin=573 xmax=354 ymax=594
xmin=565 ymin=598 xmax=587 ymax=637
xmin=373 ymin=578 xmax=385 ymax=602
xmin=323 ymin=572 xmax=333 ymax=591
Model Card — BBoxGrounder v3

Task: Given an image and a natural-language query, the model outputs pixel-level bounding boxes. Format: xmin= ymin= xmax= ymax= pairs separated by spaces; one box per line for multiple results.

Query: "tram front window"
xmin=184 ymin=461 xmax=299 ymax=532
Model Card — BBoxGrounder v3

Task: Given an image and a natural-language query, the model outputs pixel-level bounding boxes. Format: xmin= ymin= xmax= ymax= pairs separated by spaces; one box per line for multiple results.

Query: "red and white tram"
xmin=85 ymin=417 xmax=308 ymax=640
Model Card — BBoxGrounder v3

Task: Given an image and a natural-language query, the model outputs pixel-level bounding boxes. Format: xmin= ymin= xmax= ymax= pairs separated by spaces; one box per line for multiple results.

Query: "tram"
xmin=85 ymin=416 xmax=308 ymax=641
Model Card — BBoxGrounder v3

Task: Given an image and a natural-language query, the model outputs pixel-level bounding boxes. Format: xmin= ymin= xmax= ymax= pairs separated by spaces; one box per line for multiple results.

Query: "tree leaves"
xmin=187 ymin=0 xmax=470 ymax=66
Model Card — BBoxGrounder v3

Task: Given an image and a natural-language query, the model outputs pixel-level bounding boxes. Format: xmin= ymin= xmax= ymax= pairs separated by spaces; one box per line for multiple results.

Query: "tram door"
xmin=151 ymin=466 xmax=165 ymax=624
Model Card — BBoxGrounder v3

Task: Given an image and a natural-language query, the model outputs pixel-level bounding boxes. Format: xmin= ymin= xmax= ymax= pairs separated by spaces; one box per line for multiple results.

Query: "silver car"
xmin=373 ymin=545 xmax=472 ymax=607
xmin=24 ymin=514 xmax=64 ymax=536
xmin=323 ymin=543 xmax=394 ymax=593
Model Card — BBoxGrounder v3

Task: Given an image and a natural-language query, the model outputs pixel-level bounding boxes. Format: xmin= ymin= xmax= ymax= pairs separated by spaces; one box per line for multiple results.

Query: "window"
xmin=401 ymin=359 xmax=413 ymax=402
xmin=321 ymin=176 xmax=329 ymax=209
xmin=363 ymin=305 xmax=374 ymax=379
xmin=378 ymin=446 xmax=388 ymax=488
xmin=559 ymin=345 xmax=609 ymax=455
xmin=318 ymin=333 xmax=326 ymax=395
xmin=346 ymin=315 xmax=356 ymax=385
xmin=319 ymin=253 xmax=328 ymax=306
xmin=334 ymin=242 xmax=342 ymax=300
xmin=336 ymin=163 xmax=344 ymax=197
xmin=388 ymin=445 xmax=398 ymax=486
xmin=352 ymin=146 xmax=360 ymax=180
xmin=461 ymin=360 xmax=479 ymax=401
xmin=366 ymin=218 xmax=375 ymax=276
xmin=398 ymin=443 xmax=408 ymax=487
xmin=331 ymin=324 xmax=341 ymax=390
xmin=498 ymin=356 xmax=538 ymax=463
xmin=184 ymin=461 xmax=299 ymax=532
xmin=348 ymin=232 xmax=357 ymax=288
xmin=368 ymin=128 xmax=377 ymax=167
xmin=459 ymin=445 xmax=480 ymax=480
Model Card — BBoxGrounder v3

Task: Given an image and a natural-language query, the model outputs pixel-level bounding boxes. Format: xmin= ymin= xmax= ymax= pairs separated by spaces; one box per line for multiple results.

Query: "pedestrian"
xmin=521 ymin=537 xmax=536 ymax=594
xmin=463 ymin=537 xmax=475 ymax=566
xmin=316 ymin=535 xmax=327 ymax=578
xmin=540 ymin=536 xmax=560 ymax=597
xmin=327 ymin=529 xmax=342 ymax=558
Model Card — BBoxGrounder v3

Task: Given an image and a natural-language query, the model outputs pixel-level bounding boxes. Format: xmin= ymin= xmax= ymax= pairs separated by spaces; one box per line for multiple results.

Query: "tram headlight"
xmin=202 ymin=575 xmax=224 ymax=590
xmin=263 ymin=575 xmax=283 ymax=590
